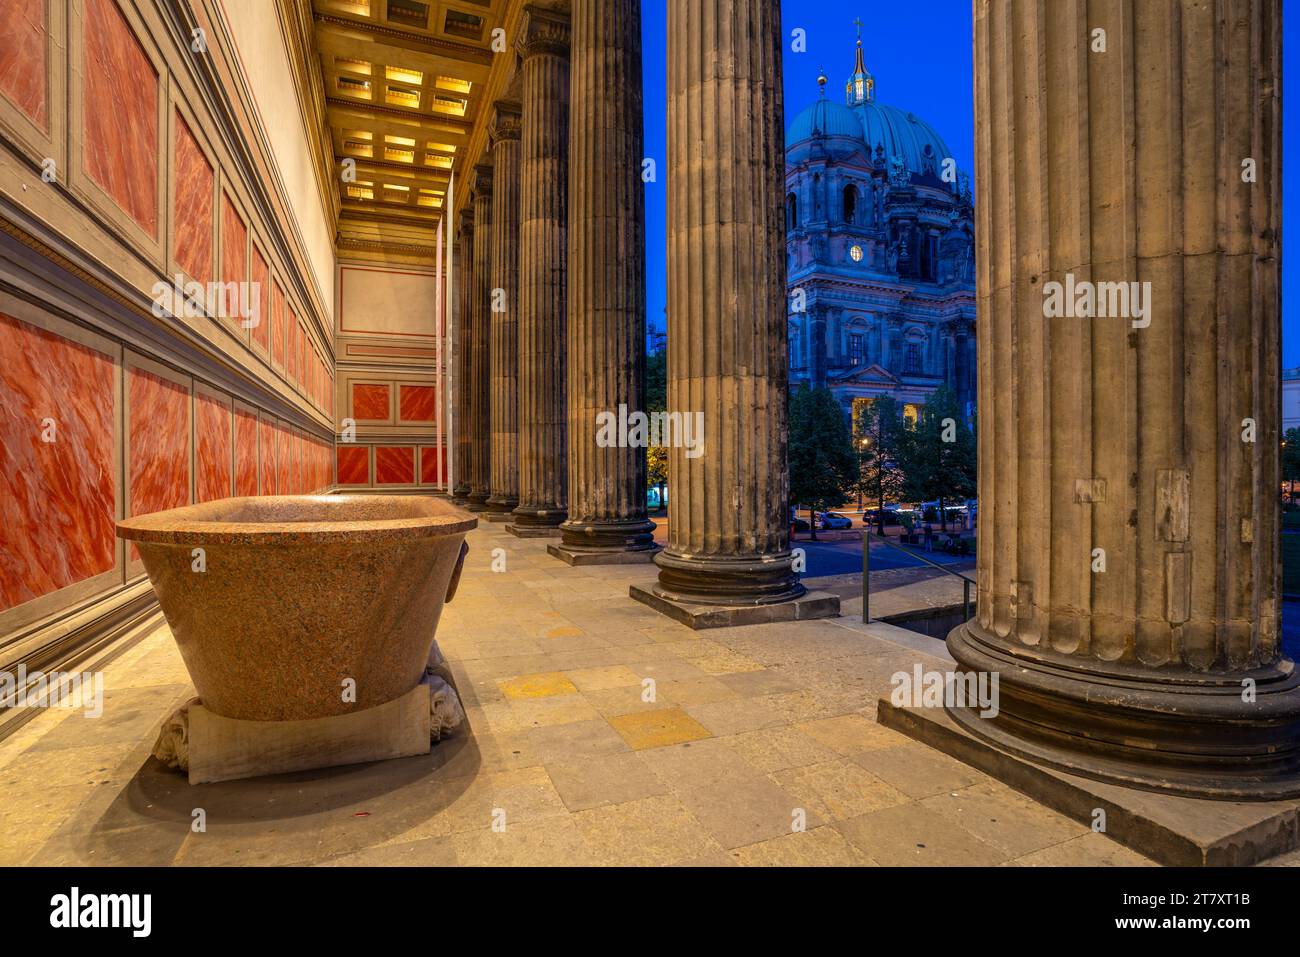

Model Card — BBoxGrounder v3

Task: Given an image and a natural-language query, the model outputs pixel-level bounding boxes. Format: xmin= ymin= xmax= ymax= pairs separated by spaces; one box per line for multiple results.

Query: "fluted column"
xmin=508 ymin=3 xmax=570 ymax=537
xmin=466 ymin=162 xmax=493 ymax=511
xmin=486 ymin=96 xmax=522 ymax=521
xmin=451 ymin=209 xmax=474 ymax=504
xmin=551 ymin=0 xmax=657 ymax=564
xmin=948 ymin=0 xmax=1299 ymax=798
xmin=631 ymin=0 xmax=837 ymax=625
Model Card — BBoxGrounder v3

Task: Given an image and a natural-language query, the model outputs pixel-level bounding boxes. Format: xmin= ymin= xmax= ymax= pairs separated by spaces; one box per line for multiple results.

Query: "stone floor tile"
xmin=834 ymin=802 xmax=1009 ymax=866
xmin=770 ymin=759 xmax=910 ymax=822
xmin=1009 ymin=833 xmax=1155 ymax=867
xmin=572 ymin=794 xmax=723 ymax=866
xmin=796 ymin=713 xmax=911 ymax=756
xmin=546 ymin=752 xmax=669 ymax=811
xmin=917 ymin=781 xmax=1088 ymax=858
xmin=497 ymin=672 xmax=580 ymax=700
xmin=607 ymin=708 xmax=713 ymax=751
xmin=731 ymin=826 xmax=878 ymax=867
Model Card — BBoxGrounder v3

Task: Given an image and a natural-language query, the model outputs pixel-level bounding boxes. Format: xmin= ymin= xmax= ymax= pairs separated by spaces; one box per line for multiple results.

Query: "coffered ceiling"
xmin=308 ymin=0 xmax=509 ymax=257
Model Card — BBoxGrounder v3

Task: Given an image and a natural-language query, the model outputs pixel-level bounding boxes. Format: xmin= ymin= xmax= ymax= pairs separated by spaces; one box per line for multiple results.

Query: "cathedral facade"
xmin=786 ymin=38 xmax=976 ymax=428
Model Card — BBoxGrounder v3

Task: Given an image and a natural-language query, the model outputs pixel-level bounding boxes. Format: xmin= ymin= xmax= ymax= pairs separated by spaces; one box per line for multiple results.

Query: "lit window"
xmin=849 ymin=244 xmax=864 ymax=263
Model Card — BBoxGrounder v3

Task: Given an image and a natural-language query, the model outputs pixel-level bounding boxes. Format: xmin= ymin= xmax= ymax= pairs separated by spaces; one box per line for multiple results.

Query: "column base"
xmin=878 ymin=695 xmax=1300 ymax=865
xmin=451 ymin=483 xmax=471 ymax=506
xmin=650 ymin=549 xmax=807 ymax=607
xmin=946 ymin=619 xmax=1300 ymax=801
xmin=549 ymin=543 xmax=659 ymax=566
xmin=506 ymin=505 xmax=566 ymax=537
xmin=484 ymin=495 xmax=519 ymax=522
xmin=553 ymin=517 xmax=658 ymax=563
xmin=464 ymin=490 xmax=490 ymax=512
xmin=629 ymin=583 xmax=838 ymax=630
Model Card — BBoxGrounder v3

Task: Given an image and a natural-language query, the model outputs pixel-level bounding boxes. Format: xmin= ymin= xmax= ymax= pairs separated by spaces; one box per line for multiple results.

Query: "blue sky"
xmin=643 ymin=0 xmax=1298 ymax=368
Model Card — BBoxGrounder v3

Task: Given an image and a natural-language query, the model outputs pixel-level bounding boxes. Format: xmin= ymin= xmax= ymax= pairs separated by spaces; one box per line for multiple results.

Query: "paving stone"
xmin=546 ymin=752 xmax=669 ymax=811
xmin=731 ymin=826 xmax=879 ymax=867
xmin=834 ymin=802 xmax=1009 ymax=866
xmin=770 ymin=759 xmax=910 ymax=822
xmin=607 ymin=708 xmax=713 ymax=751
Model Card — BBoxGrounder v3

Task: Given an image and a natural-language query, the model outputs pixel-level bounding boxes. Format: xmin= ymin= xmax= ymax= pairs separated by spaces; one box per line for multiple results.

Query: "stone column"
xmin=946 ymin=0 xmax=1298 ymax=798
xmin=508 ymin=3 xmax=570 ymax=537
xmin=465 ymin=162 xmax=493 ymax=511
xmin=486 ymin=96 xmax=522 ymax=521
xmin=628 ymin=0 xmax=837 ymax=627
xmin=451 ymin=209 xmax=474 ymax=504
xmin=551 ymin=0 xmax=656 ymax=564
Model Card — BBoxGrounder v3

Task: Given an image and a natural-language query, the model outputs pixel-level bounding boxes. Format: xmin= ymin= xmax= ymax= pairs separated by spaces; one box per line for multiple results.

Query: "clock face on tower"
xmin=849 ymin=244 xmax=864 ymax=263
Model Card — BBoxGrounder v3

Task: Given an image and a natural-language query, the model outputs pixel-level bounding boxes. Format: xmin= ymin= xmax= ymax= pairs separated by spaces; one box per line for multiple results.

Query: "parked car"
xmin=791 ymin=515 xmax=811 ymax=532
xmin=817 ymin=512 xmax=853 ymax=530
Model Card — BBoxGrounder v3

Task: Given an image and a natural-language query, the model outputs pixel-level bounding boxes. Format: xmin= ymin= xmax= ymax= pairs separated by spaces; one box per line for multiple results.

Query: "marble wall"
xmin=0 ymin=0 xmax=47 ymax=129
xmin=0 ymin=0 xmax=338 ymax=660
xmin=83 ymin=0 xmax=157 ymax=236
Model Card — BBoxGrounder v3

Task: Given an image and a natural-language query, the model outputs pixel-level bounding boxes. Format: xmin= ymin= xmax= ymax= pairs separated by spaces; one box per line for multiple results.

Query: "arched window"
xmin=786 ymin=192 xmax=799 ymax=231
xmin=843 ymin=184 xmax=857 ymax=225
xmin=906 ymin=342 xmax=922 ymax=374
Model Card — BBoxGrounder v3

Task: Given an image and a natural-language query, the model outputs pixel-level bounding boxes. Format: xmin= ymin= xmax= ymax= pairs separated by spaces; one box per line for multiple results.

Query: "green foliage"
xmin=853 ymin=395 xmax=907 ymax=532
xmin=645 ymin=347 xmax=669 ymax=509
xmin=895 ymin=385 xmax=977 ymax=530
xmin=788 ymin=384 xmax=857 ymax=516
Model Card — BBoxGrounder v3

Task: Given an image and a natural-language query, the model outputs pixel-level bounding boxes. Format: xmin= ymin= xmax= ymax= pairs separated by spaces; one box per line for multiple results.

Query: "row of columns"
xmin=451 ymin=0 xmax=1296 ymax=799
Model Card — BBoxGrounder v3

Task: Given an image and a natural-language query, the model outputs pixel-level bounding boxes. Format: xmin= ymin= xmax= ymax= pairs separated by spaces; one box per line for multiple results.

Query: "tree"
xmin=896 ymin=385 xmax=976 ymax=534
xmin=788 ymin=384 xmax=857 ymax=540
xmin=1284 ymin=428 xmax=1300 ymax=503
xmin=852 ymin=395 xmax=907 ymax=535
xmin=645 ymin=345 xmax=668 ymax=511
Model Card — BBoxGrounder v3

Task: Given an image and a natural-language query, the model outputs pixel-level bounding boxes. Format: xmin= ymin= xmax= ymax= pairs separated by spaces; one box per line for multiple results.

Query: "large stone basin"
xmin=117 ymin=495 xmax=475 ymax=722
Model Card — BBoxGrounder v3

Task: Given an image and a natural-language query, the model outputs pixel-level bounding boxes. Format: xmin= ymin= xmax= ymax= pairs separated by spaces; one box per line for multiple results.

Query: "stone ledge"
xmin=548 ymin=544 xmax=659 ymax=566
xmin=878 ymin=697 xmax=1300 ymax=866
xmin=628 ymin=584 xmax=840 ymax=630
xmin=505 ymin=523 xmax=563 ymax=539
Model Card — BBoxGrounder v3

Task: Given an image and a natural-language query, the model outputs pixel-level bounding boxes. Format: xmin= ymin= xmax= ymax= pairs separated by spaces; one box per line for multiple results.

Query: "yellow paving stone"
xmin=731 ymin=826 xmax=879 ymax=867
xmin=545 ymin=626 xmax=584 ymax=639
xmin=498 ymin=672 xmax=580 ymax=700
xmin=796 ymin=713 xmax=909 ymax=755
xmin=607 ymin=707 xmax=713 ymax=750
xmin=564 ymin=665 xmax=643 ymax=692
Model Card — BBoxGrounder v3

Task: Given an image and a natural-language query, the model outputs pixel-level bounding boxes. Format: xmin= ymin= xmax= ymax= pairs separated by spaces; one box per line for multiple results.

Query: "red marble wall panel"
xmin=275 ymin=423 xmax=290 ymax=494
xmin=234 ymin=407 xmax=258 ymax=497
xmin=128 ymin=366 xmax=189 ymax=559
xmin=375 ymin=446 xmax=415 ymax=485
xmin=419 ymin=445 xmax=444 ymax=486
xmin=194 ymin=390 xmax=231 ymax=503
xmin=172 ymin=112 xmax=213 ymax=285
xmin=271 ymin=281 xmax=285 ymax=369
xmin=257 ymin=417 xmax=276 ymax=494
xmin=352 ymin=383 xmax=390 ymax=420
xmin=84 ymin=0 xmax=158 ymax=235
xmin=337 ymin=446 xmax=368 ymax=486
xmin=287 ymin=306 xmax=299 ymax=382
xmin=0 ymin=314 xmax=116 ymax=611
xmin=0 ymin=0 xmax=47 ymax=128
xmin=220 ymin=193 xmax=246 ymax=327
xmin=291 ymin=430 xmax=303 ymax=492
xmin=399 ymin=384 xmax=436 ymax=423
xmin=250 ymin=246 xmax=269 ymax=353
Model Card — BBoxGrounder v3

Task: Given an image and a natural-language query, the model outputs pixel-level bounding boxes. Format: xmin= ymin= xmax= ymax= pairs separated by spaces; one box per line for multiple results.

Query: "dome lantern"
xmin=845 ymin=18 xmax=874 ymax=105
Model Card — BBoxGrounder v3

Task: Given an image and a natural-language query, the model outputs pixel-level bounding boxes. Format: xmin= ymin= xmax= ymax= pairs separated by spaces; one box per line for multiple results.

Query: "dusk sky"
xmin=642 ymin=0 xmax=1299 ymax=368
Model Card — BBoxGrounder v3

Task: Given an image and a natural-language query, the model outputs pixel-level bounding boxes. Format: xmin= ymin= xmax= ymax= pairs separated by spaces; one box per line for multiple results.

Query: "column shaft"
xmin=509 ymin=4 xmax=571 ymax=535
xmin=649 ymin=0 xmax=802 ymax=605
xmin=486 ymin=100 xmax=522 ymax=520
xmin=466 ymin=164 xmax=493 ymax=510
xmin=452 ymin=210 xmax=474 ymax=503
xmin=949 ymin=0 xmax=1298 ymax=798
xmin=555 ymin=0 xmax=657 ymax=561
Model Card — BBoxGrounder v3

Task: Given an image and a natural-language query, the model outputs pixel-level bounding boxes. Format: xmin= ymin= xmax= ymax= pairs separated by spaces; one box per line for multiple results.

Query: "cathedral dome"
xmin=856 ymin=100 xmax=953 ymax=176
xmin=785 ymin=99 xmax=863 ymax=143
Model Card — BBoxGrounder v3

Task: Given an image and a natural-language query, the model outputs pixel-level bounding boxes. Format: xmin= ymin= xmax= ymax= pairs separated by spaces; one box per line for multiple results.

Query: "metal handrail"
xmin=861 ymin=528 xmax=976 ymax=624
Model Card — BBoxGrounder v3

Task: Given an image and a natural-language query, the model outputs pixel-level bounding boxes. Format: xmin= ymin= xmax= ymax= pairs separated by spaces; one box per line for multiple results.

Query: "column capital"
xmin=457 ymin=207 xmax=474 ymax=239
xmin=470 ymin=161 xmax=493 ymax=198
xmin=517 ymin=3 xmax=570 ymax=59
xmin=490 ymin=98 xmax=523 ymax=145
